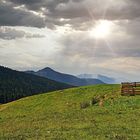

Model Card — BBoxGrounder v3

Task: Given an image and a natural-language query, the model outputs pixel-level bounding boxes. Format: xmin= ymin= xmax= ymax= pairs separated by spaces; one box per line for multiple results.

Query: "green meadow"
xmin=0 ymin=84 xmax=140 ymax=140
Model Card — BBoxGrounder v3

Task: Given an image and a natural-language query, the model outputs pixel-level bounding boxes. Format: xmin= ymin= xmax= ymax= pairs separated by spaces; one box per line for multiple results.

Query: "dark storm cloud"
xmin=0 ymin=1 xmax=46 ymax=28
xmin=0 ymin=27 xmax=45 ymax=40
xmin=9 ymin=0 xmax=70 ymax=11
xmin=8 ymin=0 xmax=127 ymax=19
xmin=0 ymin=0 xmax=140 ymax=29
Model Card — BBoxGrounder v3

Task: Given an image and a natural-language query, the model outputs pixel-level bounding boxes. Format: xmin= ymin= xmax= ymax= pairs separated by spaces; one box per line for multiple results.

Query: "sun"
xmin=89 ymin=20 xmax=112 ymax=39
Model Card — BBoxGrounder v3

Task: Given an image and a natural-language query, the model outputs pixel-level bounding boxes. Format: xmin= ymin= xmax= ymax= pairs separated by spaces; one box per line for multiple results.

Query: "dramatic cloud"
xmin=4 ymin=0 xmax=140 ymax=29
xmin=0 ymin=1 xmax=46 ymax=28
xmin=0 ymin=27 xmax=45 ymax=40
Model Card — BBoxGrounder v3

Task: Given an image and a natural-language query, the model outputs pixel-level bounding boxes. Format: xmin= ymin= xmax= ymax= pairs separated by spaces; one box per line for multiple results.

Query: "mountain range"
xmin=97 ymin=74 xmax=116 ymax=84
xmin=77 ymin=74 xmax=116 ymax=84
xmin=0 ymin=66 xmax=72 ymax=103
xmin=77 ymin=74 xmax=95 ymax=79
xmin=25 ymin=67 xmax=104 ymax=86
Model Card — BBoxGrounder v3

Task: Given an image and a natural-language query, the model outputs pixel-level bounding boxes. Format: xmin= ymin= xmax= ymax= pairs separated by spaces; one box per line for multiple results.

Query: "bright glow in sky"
xmin=89 ymin=20 xmax=113 ymax=39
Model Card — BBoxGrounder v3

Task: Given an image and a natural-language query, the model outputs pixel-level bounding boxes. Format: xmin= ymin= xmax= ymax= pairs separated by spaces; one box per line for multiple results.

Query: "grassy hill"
xmin=0 ymin=84 xmax=140 ymax=140
xmin=0 ymin=66 xmax=72 ymax=103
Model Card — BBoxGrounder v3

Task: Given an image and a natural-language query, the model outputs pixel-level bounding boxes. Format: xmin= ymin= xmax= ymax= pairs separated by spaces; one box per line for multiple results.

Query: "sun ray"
xmin=104 ymin=39 xmax=117 ymax=57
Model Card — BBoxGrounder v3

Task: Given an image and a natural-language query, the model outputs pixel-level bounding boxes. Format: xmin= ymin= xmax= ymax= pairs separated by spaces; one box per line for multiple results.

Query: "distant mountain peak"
xmin=39 ymin=67 xmax=55 ymax=72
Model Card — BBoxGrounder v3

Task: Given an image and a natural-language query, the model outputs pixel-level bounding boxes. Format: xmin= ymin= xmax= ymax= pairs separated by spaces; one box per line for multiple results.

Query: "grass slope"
xmin=0 ymin=84 xmax=140 ymax=140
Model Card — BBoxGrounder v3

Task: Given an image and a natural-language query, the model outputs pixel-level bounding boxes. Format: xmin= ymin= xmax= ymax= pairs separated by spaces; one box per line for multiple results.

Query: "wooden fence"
xmin=121 ymin=82 xmax=140 ymax=95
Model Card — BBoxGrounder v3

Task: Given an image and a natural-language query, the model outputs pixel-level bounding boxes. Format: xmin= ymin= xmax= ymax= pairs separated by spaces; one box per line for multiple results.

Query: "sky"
xmin=0 ymin=0 xmax=140 ymax=81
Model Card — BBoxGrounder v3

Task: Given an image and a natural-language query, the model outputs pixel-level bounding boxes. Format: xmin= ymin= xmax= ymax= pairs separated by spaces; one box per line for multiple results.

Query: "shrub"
xmin=80 ymin=101 xmax=90 ymax=109
xmin=91 ymin=97 xmax=99 ymax=105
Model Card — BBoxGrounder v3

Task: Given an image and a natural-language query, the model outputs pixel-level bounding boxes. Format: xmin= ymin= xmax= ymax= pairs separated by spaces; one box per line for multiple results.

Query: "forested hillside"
xmin=0 ymin=66 xmax=73 ymax=103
